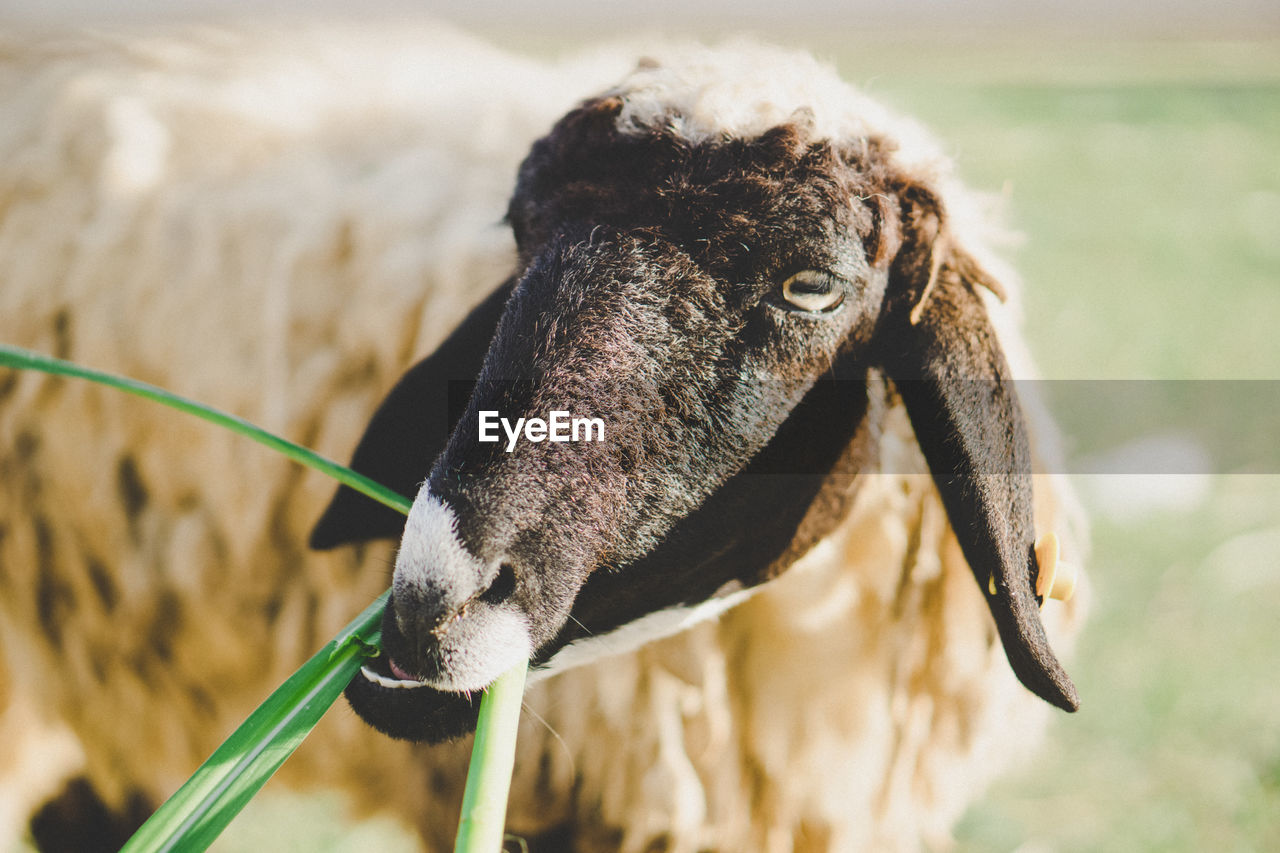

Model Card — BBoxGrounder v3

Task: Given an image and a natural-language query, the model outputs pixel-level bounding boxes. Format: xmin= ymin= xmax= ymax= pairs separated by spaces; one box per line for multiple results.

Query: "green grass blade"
xmin=118 ymin=591 xmax=389 ymax=853
xmin=2 ymin=343 xmax=529 ymax=853
xmin=454 ymin=662 xmax=528 ymax=853
xmin=0 ymin=344 xmax=411 ymax=516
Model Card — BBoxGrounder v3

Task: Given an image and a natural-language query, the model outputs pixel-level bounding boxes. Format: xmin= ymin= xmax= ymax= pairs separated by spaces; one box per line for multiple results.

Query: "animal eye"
xmin=780 ymin=270 xmax=845 ymax=313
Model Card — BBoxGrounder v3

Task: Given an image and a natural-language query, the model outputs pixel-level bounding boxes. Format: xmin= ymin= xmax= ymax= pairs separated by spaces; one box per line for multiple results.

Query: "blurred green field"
xmin=12 ymin=32 xmax=1277 ymax=853
xmin=855 ymin=49 xmax=1280 ymax=382
xmin=224 ymin=36 xmax=1280 ymax=853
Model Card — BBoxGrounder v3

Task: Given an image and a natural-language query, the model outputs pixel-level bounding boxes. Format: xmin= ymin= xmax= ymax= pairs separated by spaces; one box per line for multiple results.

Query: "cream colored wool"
xmin=0 ymin=22 xmax=1086 ymax=852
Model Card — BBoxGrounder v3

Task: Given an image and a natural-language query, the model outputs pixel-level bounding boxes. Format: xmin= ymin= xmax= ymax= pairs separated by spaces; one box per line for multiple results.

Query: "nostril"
xmin=479 ymin=562 xmax=516 ymax=606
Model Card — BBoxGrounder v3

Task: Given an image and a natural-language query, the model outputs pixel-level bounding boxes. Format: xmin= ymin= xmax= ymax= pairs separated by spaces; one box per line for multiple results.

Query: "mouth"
xmin=343 ymin=594 xmax=534 ymax=742
xmin=358 ymin=654 xmax=432 ymax=691
xmin=344 ymin=651 xmax=483 ymax=742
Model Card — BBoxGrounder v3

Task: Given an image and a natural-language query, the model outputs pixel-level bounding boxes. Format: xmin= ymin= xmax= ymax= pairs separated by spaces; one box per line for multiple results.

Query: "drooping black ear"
xmin=873 ymin=187 xmax=1079 ymax=712
xmin=309 ymin=279 xmax=515 ymax=550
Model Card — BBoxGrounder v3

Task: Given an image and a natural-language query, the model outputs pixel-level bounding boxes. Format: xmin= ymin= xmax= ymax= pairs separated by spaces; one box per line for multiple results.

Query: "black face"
xmin=313 ymin=96 xmax=1078 ymax=743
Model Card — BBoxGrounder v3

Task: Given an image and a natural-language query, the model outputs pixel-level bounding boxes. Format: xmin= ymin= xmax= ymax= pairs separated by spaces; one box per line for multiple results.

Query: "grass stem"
xmin=454 ymin=662 xmax=528 ymax=853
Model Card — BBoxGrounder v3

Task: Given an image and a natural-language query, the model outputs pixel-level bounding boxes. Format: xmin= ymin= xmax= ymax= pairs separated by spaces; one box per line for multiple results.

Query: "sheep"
xmin=0 ymin=21 xmax=1087 ymax=853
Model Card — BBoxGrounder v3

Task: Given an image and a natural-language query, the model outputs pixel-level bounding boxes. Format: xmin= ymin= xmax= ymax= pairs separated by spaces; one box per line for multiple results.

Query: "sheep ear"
xmin=874 ymin=192 xmax=1079 ymax=712
xmin=309 ymin=280 xmax=514 ymax=550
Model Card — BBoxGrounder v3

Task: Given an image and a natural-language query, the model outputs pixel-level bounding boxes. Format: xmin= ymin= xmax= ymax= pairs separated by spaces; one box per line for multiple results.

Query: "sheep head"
xmin=311 ymin=56 xmax=1078 ymax=742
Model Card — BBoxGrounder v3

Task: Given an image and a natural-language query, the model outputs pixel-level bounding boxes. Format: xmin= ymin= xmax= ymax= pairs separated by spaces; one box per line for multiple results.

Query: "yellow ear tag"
xmin=1034 ymin=531 xmax=1077 ymax=603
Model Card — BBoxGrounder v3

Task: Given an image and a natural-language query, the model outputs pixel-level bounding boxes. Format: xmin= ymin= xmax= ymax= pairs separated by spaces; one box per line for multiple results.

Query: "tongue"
xmin=389 ymin=658 xmax=421 ymax=682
